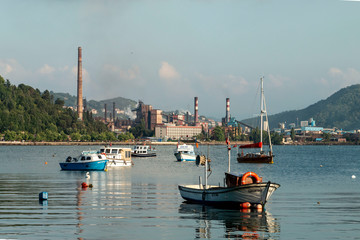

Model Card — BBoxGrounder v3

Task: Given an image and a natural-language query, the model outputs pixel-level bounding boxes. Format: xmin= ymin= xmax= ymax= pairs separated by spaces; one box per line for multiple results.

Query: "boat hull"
xmin=178 ymin=182 xmax=280 ymax=206
xmin=59 ymin=160 xmax=108 ymax=171
xmin=131 ymin=153 xmax=156 ymax=157
xmin=237 ymin=154 xmax=274 ymax=164
xmin=174 ymin=152 xmax=196 ymax=161
xmin=106 ymin=159 xmax=133 ymax=167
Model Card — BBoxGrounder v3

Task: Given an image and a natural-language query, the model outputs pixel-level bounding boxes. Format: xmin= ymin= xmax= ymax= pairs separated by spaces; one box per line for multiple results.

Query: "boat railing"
xmin=82 ymin=150 xmax=98 ymax=155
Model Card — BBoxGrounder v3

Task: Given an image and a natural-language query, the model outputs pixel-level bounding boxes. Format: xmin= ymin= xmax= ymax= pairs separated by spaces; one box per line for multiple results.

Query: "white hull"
xmin=106 ymin=159 xmax=133 ymax=167
xmin=178 ymin=182 xmax=280 ymax=206
xmin=175 ymin=152 xmax=196 ymax=161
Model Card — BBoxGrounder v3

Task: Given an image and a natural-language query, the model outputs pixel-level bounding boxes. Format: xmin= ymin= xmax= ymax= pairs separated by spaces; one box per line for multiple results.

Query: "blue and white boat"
xmin=174 ymin=144 xmax=196 ymax=161
xmin=60 ymin=151 xmax=108 ymax=171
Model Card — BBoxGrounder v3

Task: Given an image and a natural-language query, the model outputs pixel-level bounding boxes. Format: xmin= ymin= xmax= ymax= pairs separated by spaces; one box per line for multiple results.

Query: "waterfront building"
xmin=155 ymin=125 xmax=202 ymax=140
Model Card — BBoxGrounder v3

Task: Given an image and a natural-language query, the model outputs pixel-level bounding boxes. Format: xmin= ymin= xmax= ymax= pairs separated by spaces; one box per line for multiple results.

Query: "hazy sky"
xmin=1 ymin=0 xmax=360 ymax=120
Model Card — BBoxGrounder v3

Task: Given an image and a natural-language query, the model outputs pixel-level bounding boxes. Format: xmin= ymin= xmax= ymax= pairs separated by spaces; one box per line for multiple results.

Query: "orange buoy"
xmin=45 ymin=162 xmax=48 ymax=165
xmin=81 ymin=182 xmax=88 ymax=188
xmin=240 ymin=202 xmax=251 ymax=209
xmin=241 ymin=172 xmax=261 ymax=185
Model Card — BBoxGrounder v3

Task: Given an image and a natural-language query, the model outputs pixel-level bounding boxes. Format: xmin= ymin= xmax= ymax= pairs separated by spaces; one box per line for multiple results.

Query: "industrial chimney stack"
xmin=104 ymin=104 xmax=107 ymax=123
xmin=77 ymin=47 xmax=83 ymax=121
xmin=194 ymin=97 xmax=199 ymax=126
xmin=226 ymin=98 xmax=230 ymax=124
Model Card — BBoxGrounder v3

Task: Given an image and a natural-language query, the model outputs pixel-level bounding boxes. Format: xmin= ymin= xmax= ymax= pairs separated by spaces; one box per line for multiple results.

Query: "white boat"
xmin=99 ymin=147 xmax=133 ymax=167
xmin=178 ymin=145 xmax=280 ymax=208
xmin=174 ymin=144 xmax=196 ymax=161
xmin=237 ymin=77 xmax=274 ymax=164
xmin=131 ymin=145 xmax=156 ymax=157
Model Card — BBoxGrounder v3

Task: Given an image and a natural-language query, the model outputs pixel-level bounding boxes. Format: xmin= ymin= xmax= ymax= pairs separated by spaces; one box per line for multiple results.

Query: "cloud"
xmin=158 ymin=62 xmax=180 ymax=80
xmin=268 ymin=74 xmax=290 ymax=88
xmin=196 ymin=73 xmax=249 ymax=96
xmin=103 ymin=64 xmax=140 ymax=81
xmin=38 ymin=64 xmax=55 ymax=74
xmin=325 ymin=67 xmax=360 ymax=86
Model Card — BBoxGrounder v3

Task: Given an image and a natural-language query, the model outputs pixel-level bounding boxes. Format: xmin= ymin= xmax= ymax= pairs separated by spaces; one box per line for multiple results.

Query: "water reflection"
xmin=179 ymin=203 xmax=280 ymax=239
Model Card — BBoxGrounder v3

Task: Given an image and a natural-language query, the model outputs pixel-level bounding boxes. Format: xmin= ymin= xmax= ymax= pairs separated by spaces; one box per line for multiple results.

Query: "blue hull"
xmin=59 ymin=160 xmax=108 ymax=171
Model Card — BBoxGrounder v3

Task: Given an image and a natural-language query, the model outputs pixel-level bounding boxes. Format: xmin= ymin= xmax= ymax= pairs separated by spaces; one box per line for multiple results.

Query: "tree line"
xmin=0 ymin=76 xmax=134 ymax=142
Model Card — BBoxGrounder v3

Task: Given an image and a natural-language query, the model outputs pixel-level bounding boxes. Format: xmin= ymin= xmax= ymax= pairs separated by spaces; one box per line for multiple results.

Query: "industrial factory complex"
xmin=74 ymin=47 xmax=353 ymax=144
xmin=73 ymin=47 xmax=243 ymax=141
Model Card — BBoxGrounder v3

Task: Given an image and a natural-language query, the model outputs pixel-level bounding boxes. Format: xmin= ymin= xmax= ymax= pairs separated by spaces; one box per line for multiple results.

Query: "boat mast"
xmin=260 ymin=77 xmax=264 ymax=153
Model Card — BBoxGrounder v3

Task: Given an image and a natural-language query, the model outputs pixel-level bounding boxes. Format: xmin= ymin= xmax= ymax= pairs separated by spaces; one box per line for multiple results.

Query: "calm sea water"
xmin=0 ymin=144 xmax=359 ymax=239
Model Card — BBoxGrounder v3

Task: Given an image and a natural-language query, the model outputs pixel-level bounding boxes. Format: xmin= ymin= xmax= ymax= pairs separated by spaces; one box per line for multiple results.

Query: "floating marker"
xmin=239 ymin=202 xmax=251 ymax=209
xmin=352 ymin=175 xmax=356 ymax=179
xmin=39 ymin=191 xmax=48 ymax=200
xmin=81 ymin=182 xmax=88 ymax=188
xmin=45 ymin=162 xmax=48 ymax=165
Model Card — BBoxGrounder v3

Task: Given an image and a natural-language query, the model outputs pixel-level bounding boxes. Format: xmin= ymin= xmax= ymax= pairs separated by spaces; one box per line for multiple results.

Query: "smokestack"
xmin=104 ymin=104 xmax=107 ymax=123
xmin=77 ymin=47 xmax=83 ymax=120
xmin=226 ymin=98 xmax=230 ymax=124
xmin=113 ymin=102 xmax=115 ymax=122
xmin=194 ymin=97 xmax=199 ymax=126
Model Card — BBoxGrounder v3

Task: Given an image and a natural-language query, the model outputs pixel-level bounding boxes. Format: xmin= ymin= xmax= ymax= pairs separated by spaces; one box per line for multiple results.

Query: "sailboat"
xmin=178 ymin=144 xmax=280 ymax=208
xmin=237 ymin=77 xmax=274 ymax=164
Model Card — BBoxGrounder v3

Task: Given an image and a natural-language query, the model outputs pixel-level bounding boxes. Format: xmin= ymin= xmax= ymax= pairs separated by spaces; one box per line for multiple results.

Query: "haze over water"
xmin=0 ymin=144 xmax=359 ymax=239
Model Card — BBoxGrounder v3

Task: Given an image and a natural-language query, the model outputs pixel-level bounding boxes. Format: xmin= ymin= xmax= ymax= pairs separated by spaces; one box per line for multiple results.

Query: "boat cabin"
xmin=225 ymin=172 xmax=263 ymax=187
xmin=133 ymin=145 xmax=152 ymax=154
xmin=176 ymin=144 xmax=194 ymax=153
xmin=99 ymin=147 xmax=132 ymax=161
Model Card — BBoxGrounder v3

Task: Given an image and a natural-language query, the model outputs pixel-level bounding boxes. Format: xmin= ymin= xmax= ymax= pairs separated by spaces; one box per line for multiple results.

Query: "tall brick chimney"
xmin=194 ymin=97 xmax=199 ymax=126
xmin=77 ymin=47 xmax=83 ymax=120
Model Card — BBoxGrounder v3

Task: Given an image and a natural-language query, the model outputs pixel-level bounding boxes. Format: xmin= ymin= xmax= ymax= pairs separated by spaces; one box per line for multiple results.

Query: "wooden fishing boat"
xmin=179 ymin=145 xmax=280 ymax=208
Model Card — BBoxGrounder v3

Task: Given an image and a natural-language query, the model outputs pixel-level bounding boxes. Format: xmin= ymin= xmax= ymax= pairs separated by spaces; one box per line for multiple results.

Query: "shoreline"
xmin=0 ymin=141 xmax=356 ymax=146
xmin=0 ymin=141 xmax=251 ymax=146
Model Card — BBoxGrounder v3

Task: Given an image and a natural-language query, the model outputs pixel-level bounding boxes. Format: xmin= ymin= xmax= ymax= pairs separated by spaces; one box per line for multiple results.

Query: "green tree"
xmin=212 ymin=126 xmax=225 ymax=141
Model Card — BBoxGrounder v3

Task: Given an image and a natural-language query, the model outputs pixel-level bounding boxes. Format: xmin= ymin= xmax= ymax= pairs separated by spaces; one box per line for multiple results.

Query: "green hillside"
xmin=0 ymin=76 xmax=110 ymax=141
xmin=243 ymin=84 xmax=360 ymax=131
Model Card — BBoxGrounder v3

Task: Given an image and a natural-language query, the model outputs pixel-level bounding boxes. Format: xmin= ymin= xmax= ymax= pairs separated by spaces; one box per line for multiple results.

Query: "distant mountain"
xmin=242 ymin=84 xmax=360 ymax=131
xmin=51 ymin=92 xmax=137 ymax=119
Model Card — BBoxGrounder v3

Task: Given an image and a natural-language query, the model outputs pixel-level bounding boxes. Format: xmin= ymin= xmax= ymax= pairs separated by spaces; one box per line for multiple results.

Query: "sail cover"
xmin=239 ymin=142 xmax=262 ymax=149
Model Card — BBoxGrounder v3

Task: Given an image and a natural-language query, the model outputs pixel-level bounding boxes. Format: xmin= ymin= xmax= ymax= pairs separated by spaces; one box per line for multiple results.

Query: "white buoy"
xmin=352 ymin=175 xmax=356 ymax=179
xmin=86 ymin=172 xmax=90 ymax=179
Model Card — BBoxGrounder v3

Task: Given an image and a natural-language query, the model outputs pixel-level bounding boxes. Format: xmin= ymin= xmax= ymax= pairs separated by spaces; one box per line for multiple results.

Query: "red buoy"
xmin=81 ymin=182 xmax=88 ymax=188
xmin=240 ymin=202 xmax=251 ymax=209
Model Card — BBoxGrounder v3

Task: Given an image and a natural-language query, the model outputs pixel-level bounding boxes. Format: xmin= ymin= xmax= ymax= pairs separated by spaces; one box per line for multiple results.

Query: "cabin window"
xmin=100 ymin=149 xmax=104 ymax=153
xmin=86 ymin=157 xmax=91 ymax=160
xmin=111 ymin=149 xmax=118 ymax=154
xmin=106 ymin=149 xmax=111 ymax=154
xmin=126 ymin=151 xmax=131 ymax=158
xmin=81 ymin=156 xmax=86 ymax=161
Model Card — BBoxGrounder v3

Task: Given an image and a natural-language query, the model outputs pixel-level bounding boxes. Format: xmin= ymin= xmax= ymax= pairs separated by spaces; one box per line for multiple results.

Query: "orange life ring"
xmin=101 ymin=152 xmax=106 ymax=156
xmin=241 ymin=172 xmax=261 ymax=185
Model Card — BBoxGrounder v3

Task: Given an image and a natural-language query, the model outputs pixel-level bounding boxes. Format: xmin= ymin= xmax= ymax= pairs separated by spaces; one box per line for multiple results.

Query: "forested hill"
xmin=0 ymin=76 xmax=109 ymax=141
xmin=244 ymin=84 xmax=360 ymax=131
xmin=51 ymin=92 xmax=137 ymax=119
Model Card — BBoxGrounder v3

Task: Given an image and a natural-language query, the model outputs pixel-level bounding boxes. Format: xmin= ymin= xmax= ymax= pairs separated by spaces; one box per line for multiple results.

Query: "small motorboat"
xmin=60 ymin=151 xmax=108 ymax=171
xmin=174 ymin=144 xmax=196 ymax=161
xmin=99 ymin=146 xmax=133 ymax=167
xmin=131 ymin=145 xmax=157 ymax=157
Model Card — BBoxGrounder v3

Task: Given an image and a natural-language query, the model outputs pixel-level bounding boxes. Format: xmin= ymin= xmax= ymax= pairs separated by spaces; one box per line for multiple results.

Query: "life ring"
xmin=241 ymin=172 xmax=261 ymax=185
xmin=101 ymin=152 xmax=106 ymax=156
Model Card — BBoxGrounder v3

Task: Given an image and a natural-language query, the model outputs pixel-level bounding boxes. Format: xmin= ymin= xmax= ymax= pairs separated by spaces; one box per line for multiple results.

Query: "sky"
xmin=1 ymin=0 xmax=360 ymax=120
